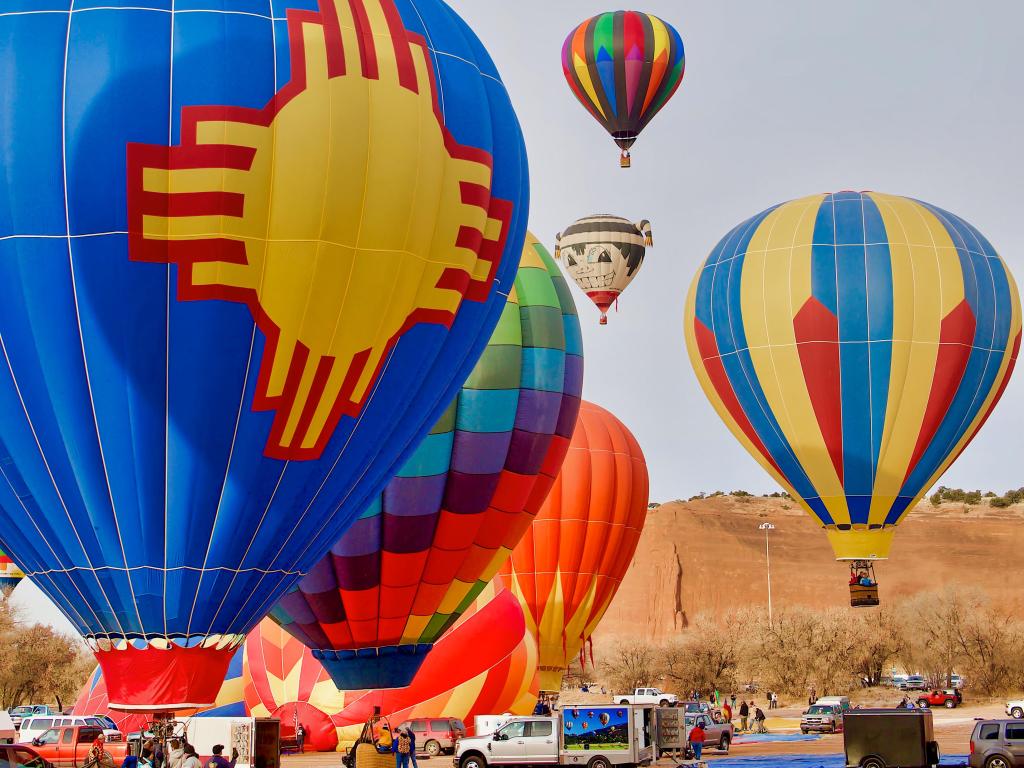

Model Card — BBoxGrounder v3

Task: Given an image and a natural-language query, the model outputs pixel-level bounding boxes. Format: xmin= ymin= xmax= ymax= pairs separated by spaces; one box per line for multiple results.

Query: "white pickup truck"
xmin=456 ymin=706 xmax=656 ymax=768
xmin=615 ymin=689 xmax=677 ymax=707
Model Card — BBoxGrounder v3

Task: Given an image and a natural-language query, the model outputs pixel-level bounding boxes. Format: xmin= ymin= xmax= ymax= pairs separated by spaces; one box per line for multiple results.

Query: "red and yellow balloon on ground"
xmin=502 ymin=401 xmax=649 ymax=691
xmin=685 ymin=192 xmax=1022 ymax=562
xmin=74 ymin=580 xmax=538 ymax=750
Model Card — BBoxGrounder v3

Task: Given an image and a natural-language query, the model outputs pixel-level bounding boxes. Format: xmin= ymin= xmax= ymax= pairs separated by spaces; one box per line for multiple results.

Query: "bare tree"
xmin=600 ymin=641 xmax=662 ymax=694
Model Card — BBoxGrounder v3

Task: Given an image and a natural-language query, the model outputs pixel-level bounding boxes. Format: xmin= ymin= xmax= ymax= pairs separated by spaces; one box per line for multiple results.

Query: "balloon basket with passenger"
xmin=342 ymin=710 xmax=398 ymax=768
xmin=848 ymin=561 xmax=880 ymax=608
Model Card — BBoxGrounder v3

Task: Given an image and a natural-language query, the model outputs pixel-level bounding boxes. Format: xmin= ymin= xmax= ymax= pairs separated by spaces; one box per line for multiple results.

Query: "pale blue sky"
xmin=451 ymin=0 xmax=1024 ymax=502
xmin=19 ymin=2 xmax=1024 ymax=631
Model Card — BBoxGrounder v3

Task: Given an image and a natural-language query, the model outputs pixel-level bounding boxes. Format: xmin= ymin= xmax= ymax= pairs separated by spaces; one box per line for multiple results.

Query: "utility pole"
xmin=759 ymin=522 xmax=775 ymax=628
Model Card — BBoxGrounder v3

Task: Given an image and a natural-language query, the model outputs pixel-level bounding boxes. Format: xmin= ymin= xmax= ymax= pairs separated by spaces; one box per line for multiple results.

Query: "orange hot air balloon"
xmin=502 ymin=401 xmax=648 ymax=691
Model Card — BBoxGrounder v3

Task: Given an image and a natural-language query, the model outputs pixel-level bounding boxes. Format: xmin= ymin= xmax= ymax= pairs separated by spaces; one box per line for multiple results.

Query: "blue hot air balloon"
xmin=0 ymin=0 xmax=527 ymax=710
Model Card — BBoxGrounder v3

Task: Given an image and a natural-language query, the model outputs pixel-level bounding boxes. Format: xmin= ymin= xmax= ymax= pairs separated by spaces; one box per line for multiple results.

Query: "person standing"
xmin=730 ymin=693 xmax=737 ymax=713
xmin=395 ymin=729 xmax=412 ymax=768
xmin=722 ymin=701 xmax=732 ymax=723
xmin=296 ymin=724 xmax=305 ymax=754
xmin=687 ymin=721 xmax=706 ymax=762
xmin=181 ymin=746 xmax=202 ymax=768
xmin=738 ymin=700 xmax=749 ymax=732
xmin=753 ymin=704 xmax=767 ymax=734
xmin=406 ymin=728 xmax=419 ymax=768
xmin=205 ymin=745 xmax=238 ymax=768
xmin=167 ymin=739 xmax=184 ymax=768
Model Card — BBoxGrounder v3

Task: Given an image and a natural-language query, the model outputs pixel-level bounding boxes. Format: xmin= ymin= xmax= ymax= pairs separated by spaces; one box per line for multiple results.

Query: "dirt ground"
xmin=278 ymin=700 xmax=998 ymax=766
xmin=713 ymin=700 xmax=999 ymax=758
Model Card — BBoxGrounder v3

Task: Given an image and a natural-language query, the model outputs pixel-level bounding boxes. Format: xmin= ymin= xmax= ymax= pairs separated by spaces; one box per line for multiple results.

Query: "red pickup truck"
xmin=24 ymin=726 xmax=129 ymax=768
xmin=916 ymin=690 xmax=962 ymax=709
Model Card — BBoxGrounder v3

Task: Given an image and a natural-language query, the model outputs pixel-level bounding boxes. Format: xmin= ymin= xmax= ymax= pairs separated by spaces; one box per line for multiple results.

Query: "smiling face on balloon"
xmin=563 ymin=244 xmax=618 ymax=290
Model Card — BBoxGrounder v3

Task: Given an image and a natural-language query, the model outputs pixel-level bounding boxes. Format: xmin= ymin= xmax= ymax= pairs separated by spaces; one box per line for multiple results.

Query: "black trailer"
xmin=843 ymin=709 xmax=939 ymax=768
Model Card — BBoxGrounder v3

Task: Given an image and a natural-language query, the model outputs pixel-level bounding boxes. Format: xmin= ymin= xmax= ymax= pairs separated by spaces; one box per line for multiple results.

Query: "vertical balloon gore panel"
xmin=0 ymin=0 xmax=527 ymax=710
xmin=684 ymin=191 xmax=1022 ymax=562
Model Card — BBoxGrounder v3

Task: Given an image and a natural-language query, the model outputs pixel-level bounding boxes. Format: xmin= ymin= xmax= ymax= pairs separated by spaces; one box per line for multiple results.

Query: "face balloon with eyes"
xmin=555 ymin=215 xmax=652 ymax=325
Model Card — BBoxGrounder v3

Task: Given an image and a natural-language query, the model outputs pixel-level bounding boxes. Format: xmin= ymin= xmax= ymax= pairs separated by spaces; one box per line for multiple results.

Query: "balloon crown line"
xmin=85 ymin=634 xmax=247 ymax=652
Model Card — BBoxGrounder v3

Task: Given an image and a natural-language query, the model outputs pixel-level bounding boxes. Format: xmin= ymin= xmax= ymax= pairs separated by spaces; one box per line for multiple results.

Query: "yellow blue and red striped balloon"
xmin=685 ymin=192 xmax=1022 ymax=561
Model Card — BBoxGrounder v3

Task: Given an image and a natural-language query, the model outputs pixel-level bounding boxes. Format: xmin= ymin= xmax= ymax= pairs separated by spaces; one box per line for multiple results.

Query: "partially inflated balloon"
xmin=556 ymin=216 xmax=652 ymax=325
xmin=243 ymin=621 xmax=348 ymax=753
xmin=685 ymin=192 xmax=1021 ymax=561
xmin=270 ymin=233 xmax=583 ymax=689
xmin=502 ymin=401 xmax=649 ymax=691
xmin=77 ymin=581 xmax=538 ymax=751
xmin=332 ymin=581 xmax=539 ymax=745
xmin=562 ymin=11 xmax=684 ymax=167
xmin=0 ymin=0 xmax=527 ymax=710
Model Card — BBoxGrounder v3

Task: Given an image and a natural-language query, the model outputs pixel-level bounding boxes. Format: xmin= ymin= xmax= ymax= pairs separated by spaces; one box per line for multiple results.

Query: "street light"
xmin=758 ymin=522 xmax=775 ymax=628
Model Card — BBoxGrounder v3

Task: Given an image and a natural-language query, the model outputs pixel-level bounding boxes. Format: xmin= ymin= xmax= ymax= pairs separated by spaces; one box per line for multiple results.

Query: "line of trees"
xmin=601 ymin=587 xmax=1024 ymax=699
xmin=0 ymin=600 xmax=93 ymax=710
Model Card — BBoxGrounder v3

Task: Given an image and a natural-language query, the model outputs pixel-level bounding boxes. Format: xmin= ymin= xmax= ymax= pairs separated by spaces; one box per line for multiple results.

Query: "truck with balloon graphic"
xmin=456 ymin=706 xmax=656 ymax=768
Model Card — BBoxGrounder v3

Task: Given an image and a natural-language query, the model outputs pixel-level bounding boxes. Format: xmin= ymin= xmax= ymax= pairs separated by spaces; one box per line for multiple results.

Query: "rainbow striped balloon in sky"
xmin=562 ymin=10 xmax=684 ymax=167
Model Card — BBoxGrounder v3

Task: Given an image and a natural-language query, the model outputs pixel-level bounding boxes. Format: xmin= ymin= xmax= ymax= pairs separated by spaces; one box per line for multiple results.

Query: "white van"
xmin=18 ymin=716 xmax=120 ymax=744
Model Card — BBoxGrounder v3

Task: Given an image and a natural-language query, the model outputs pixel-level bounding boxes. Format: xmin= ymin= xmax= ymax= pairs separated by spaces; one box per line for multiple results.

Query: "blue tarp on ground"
xmin=733 ymin=733 xmax=823 ymax=743
xmin=698 ymin=756 xmax=969 ymax=767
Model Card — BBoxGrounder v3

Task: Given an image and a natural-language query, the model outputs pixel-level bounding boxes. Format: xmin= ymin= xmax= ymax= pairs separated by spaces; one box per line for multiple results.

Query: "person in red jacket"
xmin=688 ymin=722 xmax=706 ymax=761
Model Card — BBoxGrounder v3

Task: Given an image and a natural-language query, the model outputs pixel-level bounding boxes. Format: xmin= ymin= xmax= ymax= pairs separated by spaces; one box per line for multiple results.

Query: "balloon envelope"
xmin=684 ymin=191 xmax=1022 ymax=560
xmin=270 ymin=233 xmax=583 ymax=689
xmin=502 ymin=401 xmax=649 ymax=691
xmin=0 ymin=0 xmax=527 ymax=710
xmin=556 ymin=216 xmax=652 ymax=324
xmin=562 ymin=11 xmax=684 ymax=165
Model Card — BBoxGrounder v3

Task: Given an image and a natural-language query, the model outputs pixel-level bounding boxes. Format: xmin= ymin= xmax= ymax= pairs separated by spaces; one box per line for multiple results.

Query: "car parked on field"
xmin=800 ymin=704 xmax=845 ymax=734
xmin=8 ymin=709 xmax=54 ymax=732
xmin=684 ymin=712 xmax=733 ymax=755
xmin=18 ymin=718 xmax=120 ymax=745
xmin=898 ymin=675 xmax=928 ymax=691
xmin=0 ymin=743 xmax=52 ymax=768
xmin=24 ymin=725 xmax=128 ymax=768
xmin=398 ymin=718 xmax=466 ymax=756
xmin=969 ymin=719 xmax=1024 ymax=768
xmin=615 ymin=688 xmax=678 ymax=707
xmin=917 ymin=690 xmax=962 ymax=709
xmin=679 ymin=702 xmax=712 ymax=715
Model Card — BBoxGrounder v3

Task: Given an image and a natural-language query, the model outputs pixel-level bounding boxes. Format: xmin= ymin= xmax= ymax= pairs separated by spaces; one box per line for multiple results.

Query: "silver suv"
xmin=969 ymin=720 xmax=1024 ymax=768
xmin=801 ymin=704 xmax=843 ymax=734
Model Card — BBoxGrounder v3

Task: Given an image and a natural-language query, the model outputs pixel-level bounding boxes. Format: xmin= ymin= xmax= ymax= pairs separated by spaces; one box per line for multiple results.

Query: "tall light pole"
xmin=759 ymin=522 xmax=775 ymax=628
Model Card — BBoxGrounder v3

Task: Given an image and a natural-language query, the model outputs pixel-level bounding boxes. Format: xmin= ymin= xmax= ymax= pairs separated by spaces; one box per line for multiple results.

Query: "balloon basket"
xmin=848 ymin=560 xmax=880 ymax=608
xmin=620 ymin=153 xmax=631 ymax=169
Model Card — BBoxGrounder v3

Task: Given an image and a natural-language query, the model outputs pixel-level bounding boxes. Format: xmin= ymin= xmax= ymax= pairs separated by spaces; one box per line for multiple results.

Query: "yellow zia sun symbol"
xmin=127 ymin=0 xmax=513 ymax=461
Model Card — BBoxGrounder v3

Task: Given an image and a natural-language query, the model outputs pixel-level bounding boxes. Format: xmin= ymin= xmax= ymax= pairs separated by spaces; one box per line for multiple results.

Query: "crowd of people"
xmin=86 ymin=734 xmax=238 ymax=768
